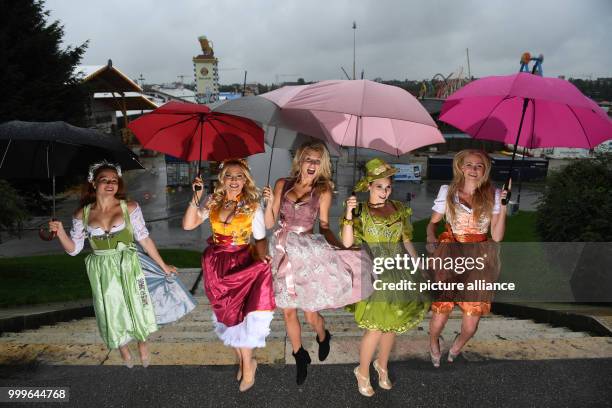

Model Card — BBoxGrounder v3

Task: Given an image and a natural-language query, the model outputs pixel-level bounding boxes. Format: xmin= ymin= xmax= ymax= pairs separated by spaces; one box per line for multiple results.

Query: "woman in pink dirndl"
xmin=263 ymin=142 xmax=372 ymax=385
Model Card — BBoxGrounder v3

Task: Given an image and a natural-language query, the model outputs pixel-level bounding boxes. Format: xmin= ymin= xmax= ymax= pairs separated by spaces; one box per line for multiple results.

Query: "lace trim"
xmin=353 ymin=308 xmax=427 ymax=334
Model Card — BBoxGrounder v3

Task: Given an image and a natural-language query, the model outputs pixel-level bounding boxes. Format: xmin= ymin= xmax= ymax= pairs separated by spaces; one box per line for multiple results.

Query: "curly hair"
xmin=289 ymin=141 xmax=334 ymax=193
xmin=208 ymin=159 xmax=260 ymax=210
xmin=446 ymin=149 xmax=494 ymax=223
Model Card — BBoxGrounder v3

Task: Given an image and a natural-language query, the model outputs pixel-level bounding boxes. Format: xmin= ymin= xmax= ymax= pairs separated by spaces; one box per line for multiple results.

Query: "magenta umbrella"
xmin=439 ymin=72 xmax=612 ymax=203
xmin=262 ymin=80 xmax=444 ymax=184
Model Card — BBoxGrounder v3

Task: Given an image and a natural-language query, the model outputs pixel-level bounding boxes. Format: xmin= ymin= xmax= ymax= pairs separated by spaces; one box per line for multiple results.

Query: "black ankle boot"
xmin=292 ymin=346 xmax=311 ymax=385
xmin=316 ymin=329 xmax=332 ymax=361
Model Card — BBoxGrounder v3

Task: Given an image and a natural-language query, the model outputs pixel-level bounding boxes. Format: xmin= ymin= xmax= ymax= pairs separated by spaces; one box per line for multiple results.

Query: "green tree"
xmin=0 ymin=180 xmax=27 ymax=242
xmin=536 ymin=154 xmax=612 ymax=241
xmin=0 ymin=0 xmax=88 ymax=124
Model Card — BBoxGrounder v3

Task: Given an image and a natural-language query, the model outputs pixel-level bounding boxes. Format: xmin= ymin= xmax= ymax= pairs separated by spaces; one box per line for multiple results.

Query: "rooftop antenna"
xmin=340 ymin=67 xmax=351 ymax=80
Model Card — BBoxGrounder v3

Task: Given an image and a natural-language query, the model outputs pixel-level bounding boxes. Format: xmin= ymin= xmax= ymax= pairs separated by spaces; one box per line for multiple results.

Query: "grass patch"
xmin=0 ymin=213 xmax=540 ymax=307
xmin=0 ymin=249 xmax=201 ymax=307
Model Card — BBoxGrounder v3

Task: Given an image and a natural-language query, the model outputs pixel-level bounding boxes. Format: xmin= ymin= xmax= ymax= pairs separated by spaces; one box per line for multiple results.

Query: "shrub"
xmin=536 ymin=154 xmax=612 ymax=242
xmin=0 ymin=180 xmax=28 ymax=242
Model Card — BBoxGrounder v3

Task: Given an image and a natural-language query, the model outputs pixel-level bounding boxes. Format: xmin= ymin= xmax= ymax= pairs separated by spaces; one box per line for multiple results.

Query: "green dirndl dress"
xmin=345 ymin=200 xmax=430 ymax=333
xmin=83 ymin=201 xmax=158 ymax=349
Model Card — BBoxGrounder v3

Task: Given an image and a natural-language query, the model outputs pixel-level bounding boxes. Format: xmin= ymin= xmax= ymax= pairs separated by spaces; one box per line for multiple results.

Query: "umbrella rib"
xmin=473 ymin=96 xmax=514 ymax=140
xmin=185 ymin=119 xmax=202 ymax=161
xmin=212 ymin=115 xmax=258 ymax=133
xmin=567 ymin=105 xmax=592 ymax=148
xmin=207 ymin=120 xmax=233 ymax=160
xmin=0 ymin=139 xmax=11 ymax=169
xmin=152 ymin=114 xmax=200 ymax=134
xmin=283 ymin=107 xmax=435 ymax=127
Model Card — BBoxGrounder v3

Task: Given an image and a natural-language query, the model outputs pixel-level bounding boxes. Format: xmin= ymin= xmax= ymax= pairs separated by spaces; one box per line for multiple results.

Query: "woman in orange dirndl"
xmin=426 ymin=149 xmax=509 ymax=367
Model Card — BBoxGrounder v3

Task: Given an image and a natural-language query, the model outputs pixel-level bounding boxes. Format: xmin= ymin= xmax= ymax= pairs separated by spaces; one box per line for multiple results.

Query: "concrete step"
xmin=0 ymin=295 xmax=607 ymax=366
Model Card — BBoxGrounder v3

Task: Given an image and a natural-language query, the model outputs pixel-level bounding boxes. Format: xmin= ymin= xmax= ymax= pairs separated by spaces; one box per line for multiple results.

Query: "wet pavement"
xmin=0 ymin=155 xmax=545 ymax=257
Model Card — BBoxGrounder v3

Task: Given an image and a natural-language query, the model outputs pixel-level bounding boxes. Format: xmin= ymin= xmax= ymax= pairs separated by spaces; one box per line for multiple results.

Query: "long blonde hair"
xmin=289 ymin=142 xmax=334 ymax=193
xmin=208 ymin=159 xmax=260 ymax=210
xmin=446 ymin=149 xmax=494 ymax=223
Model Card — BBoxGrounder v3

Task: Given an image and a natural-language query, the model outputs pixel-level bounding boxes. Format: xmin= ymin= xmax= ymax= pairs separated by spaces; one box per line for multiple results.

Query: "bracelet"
xmin=188 ymin=201 xmax=199 ymax=208
xmin=340 ymin=217 xmax=354 ymax=226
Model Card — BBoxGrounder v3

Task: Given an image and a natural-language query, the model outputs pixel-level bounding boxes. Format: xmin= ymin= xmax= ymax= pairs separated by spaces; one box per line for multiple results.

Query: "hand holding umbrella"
xmin=501 ymin=178 xmax=512 ymax=207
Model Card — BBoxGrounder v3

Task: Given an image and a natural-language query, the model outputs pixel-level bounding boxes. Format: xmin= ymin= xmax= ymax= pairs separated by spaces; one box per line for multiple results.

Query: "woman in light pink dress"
xmin=263 ymin=142 xmax=372 ymax=385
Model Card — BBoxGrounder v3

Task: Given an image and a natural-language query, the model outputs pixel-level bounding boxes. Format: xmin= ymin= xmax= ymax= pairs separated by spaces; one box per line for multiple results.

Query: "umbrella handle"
xmin=501 ymin=183 xmax=511 ymax=206
xmin=39 ymin=218 xmax=57 ymax=241
xmin=351 ymin=191 xmax=362 ymax=218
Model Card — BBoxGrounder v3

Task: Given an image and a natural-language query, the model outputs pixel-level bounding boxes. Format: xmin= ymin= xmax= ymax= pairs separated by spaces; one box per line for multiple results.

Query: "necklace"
xmin=367 ymin=201 xmax=385 ymax=208
xmin=222 ymin=199 xmax=237 ymax=209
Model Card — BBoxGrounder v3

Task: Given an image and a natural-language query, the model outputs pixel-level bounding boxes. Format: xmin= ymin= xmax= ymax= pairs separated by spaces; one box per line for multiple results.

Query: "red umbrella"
xmin=128 ymin=101 xmax=265 ymax=167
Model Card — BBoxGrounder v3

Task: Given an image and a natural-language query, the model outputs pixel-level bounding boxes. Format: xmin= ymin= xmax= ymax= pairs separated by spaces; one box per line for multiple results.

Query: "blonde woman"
xmin=263 ymin=142 xmax=371 ymax=385
xmin=183 ymin=159 xmax=275 ymax=392
xmin=426 ymin=149 xmax=508 ymax=367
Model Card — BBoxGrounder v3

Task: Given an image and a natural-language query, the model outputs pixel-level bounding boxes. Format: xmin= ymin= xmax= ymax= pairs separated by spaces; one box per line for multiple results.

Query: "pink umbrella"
xmin=262 ymin=80 xmax=444 ymax=184
xmin=439 ymin=72 xmax=612 ymax=203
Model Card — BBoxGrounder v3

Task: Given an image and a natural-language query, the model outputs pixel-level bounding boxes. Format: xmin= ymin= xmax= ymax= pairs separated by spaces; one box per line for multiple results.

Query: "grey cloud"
xmin=46 ymin=0 xmax=612 ymax=84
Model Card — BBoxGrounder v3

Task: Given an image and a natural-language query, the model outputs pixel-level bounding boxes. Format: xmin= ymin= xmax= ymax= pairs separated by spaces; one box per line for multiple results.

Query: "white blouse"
xmin=432 ymin=185 xmax=501 ymax=215
xmin=67 ymin=205 xmax=149 ymax=256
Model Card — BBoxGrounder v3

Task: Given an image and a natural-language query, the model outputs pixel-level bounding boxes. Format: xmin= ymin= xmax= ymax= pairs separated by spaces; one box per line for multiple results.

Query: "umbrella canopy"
xmin=0 ymin=120 xmax=145 ymax=233
xmin=128 ymin=101 xmax=264 ymax=163
xmin=213 ymin=95 xmax=341 ymax=154
xmin=0 ymin=120 xmax=143 ymax=179
xmin=439 ymin=72 xmax=612 ymax=149
xmin=261 ymin=80 xmax=445 ymax=157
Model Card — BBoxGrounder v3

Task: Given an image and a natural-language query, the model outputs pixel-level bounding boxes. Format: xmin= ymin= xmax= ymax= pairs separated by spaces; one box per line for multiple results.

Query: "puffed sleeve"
xmin=252 ymin=206 xmax=266 ymax=240
xmin=492 ymin=188 xmax=501 ymax=215
xmin=401 ymin=204 xmax=414 ymax=241
xmin=432 ymin=184 xmax=449 ymax=214
xmin=67 ymin=218 xmax=85 ymax=256
xmin=130 ymin=205 xmax=150 ymax=241
xmin=197 ymin=194 xmax=212 ymax=221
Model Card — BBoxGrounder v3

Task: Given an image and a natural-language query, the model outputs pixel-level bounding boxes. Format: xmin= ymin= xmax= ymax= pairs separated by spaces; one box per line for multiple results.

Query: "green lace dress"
xmin=345 ymin=200 xmax=430 ymax=333
xmin=82 ymin=201 xmax=158 ymax=349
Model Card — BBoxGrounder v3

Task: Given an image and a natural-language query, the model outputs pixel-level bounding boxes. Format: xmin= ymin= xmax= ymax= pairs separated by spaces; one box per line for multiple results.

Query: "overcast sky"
xmin=45 ymin=0 xmax=612 ymax=85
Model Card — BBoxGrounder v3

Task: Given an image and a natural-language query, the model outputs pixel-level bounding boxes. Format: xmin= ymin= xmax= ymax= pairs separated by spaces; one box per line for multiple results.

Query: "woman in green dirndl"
xmin=341 ymin=158 xmax=430 ymax=397
xmin=49 ymin=161 xmax=176 ymax=367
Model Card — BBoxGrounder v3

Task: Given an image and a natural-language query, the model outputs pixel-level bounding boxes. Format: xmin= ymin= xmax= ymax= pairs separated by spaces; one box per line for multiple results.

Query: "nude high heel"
xmin=373 ymin=360 xmax=392 ymax=390
xmin=353 ymin=366 xmax=374 ymax=397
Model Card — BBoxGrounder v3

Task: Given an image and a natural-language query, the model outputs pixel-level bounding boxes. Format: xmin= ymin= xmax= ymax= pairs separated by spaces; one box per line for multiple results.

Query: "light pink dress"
xmin=269 ymin=178 xmax=373 ymax=311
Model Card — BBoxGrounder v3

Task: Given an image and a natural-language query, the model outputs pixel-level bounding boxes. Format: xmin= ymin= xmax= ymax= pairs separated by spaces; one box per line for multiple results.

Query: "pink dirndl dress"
xmin=269 ymin=179 xmax=373 ymax=311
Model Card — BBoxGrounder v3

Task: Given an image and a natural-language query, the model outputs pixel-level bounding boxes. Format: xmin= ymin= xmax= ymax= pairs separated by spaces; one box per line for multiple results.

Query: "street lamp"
xmin=352 ymin=21 xmax=357 ymax=80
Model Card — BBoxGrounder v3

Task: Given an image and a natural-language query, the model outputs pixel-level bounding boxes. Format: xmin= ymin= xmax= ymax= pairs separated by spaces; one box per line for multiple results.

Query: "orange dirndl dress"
xmin=429 ymin=185 xmax=501 ymax=316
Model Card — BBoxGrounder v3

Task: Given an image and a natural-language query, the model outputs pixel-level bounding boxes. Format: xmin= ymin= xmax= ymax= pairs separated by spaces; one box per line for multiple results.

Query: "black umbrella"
xmin=0 ymin=120 xmax=144 ymax=239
